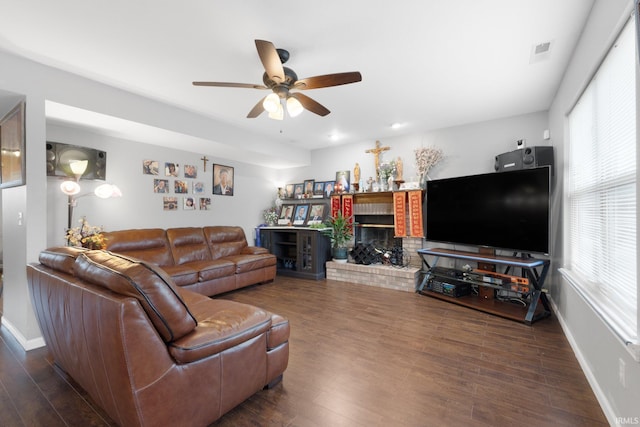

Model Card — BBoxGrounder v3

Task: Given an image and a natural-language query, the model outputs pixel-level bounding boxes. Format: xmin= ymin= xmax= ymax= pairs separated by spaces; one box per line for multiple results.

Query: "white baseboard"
xmin=548 ymin=297 xmax=616 ymax=426
xmin=1 ymin=317 xmax=46 ymax=351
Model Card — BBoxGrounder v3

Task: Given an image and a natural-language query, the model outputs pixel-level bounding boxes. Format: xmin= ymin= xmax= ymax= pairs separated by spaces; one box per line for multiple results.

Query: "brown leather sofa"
xmin=27 ymin=246 xmax=290 ymax=427
xmin=102 ymin=226 xmax=276 ymax=296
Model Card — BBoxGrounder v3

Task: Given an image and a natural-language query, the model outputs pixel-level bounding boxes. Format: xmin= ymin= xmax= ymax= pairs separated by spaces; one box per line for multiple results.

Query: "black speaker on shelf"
xmin=46 ymin=142 xmax=107 ymax=180
xmin=494 ymin=146 xmax=554 ymax=175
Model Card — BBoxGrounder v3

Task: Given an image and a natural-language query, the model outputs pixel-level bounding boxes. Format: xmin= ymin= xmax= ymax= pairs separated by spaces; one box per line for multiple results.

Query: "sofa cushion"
xmin=169 ymin=290 xmax=272 ymax=363
xmin=103 ymin=229 xmax=174 ymax=267
xmin=39 ymin=246 xmax=88 ymax=275
xmin=166 ymin=228 xmax=212 ymax=265
xmin=225 ymin=253 xmax=277 ymax=274
xmin=161 ymin=264 xmax=199 ymax=287
xmin=203 ymin=226 xmax=248 ymax=260
xmin=74 ymin=250 xmax=197 ymax=342
xmin=185 ymin=259 xmax=237 ymax=282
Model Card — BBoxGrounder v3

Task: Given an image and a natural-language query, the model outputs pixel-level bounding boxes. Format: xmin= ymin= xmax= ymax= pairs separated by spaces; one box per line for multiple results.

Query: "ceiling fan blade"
xmin=247 ymin=97 xmax=266 ymax=118
xmin=255 ymin=40 xmax=285 ymax=83
xmin=293 ymin=71 xmax=362 ymax=90
xmin=290 ymin=93 xmax=330 ymax=117
xmin=193 ymin=81 xmax=267 ymax=89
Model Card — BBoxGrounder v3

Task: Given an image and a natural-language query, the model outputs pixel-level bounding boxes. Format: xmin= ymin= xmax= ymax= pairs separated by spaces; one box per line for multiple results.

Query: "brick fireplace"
xmin=325 ymin=191 xmax=425 ymax=292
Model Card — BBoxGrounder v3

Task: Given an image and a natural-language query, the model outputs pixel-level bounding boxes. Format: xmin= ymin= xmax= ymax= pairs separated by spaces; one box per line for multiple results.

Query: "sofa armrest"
xmin=169 ymin=290 xmax=272 ymax=363
xmin=241 ymin=246 xmax=270 ymax=255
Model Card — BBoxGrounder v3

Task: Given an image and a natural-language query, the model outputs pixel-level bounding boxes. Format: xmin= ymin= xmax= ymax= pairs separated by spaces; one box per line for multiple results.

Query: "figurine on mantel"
xmin=395 ymin=156 xmax=403 ymax=181
xmin=393 ymin=156 xmax=405 ymax=190
xmin=366 ymin=176 xmax=374 ymax=192
xmin=353 ymin=162 xmax=361 ymax=192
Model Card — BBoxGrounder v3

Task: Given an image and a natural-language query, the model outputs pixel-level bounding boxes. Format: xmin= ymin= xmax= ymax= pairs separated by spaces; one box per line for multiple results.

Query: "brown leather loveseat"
xmin=27 ymin=246 xmax=289 ymax=426
xmin=103 ymin=226 xmax=276 ymax=296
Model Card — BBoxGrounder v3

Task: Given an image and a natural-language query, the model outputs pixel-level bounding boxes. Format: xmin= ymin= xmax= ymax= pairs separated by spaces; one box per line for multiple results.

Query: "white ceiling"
xmin=0 ymin=1 xmax=594 ymax=164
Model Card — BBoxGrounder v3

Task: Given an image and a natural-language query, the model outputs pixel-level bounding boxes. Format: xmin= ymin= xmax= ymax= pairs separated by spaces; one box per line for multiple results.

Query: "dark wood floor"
xmin=0 ymin=276 xmax=607 ymax=426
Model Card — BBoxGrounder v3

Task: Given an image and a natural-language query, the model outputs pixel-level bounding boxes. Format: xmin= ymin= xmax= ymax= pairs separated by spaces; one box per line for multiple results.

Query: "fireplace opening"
xmin=353 ymin=214 xmax=404 ymax=265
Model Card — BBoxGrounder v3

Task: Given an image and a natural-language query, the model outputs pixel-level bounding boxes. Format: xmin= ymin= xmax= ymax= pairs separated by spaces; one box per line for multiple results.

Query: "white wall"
xmin=283 ymin=111 xmax=550 ymax=187
xmin=46 ymin=124 xmax=278 ymax=247
xmin=0 ymin=48 xmax=295 ymax=349
xmin=548 ymin=0 xmax=640 ymax=423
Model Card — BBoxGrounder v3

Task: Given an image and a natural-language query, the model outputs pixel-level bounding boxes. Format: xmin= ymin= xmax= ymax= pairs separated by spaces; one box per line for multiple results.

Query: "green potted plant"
xmin=321 ymin=211 xmax=354 ymax=263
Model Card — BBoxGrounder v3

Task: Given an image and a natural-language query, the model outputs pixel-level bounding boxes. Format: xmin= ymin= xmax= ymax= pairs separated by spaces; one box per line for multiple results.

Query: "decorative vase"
xmin=379 ymin=178 xmax=388 ymax=192
xmin=333 ymin=247 xmax=348 ymax=263
xmin=420 ymin=172 xmax=431 ymax=189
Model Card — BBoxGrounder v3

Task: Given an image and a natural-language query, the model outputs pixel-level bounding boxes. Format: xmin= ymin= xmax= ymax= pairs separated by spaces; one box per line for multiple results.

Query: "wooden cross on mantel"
xmin=201 ymin=156 xmax=209 ymax=172
xmin=365 ymin=140 xmax=390 ymax=180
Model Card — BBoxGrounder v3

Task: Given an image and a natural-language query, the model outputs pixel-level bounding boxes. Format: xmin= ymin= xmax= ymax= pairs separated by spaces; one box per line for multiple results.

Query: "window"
xmin=564 ymin=18 xmax=637 ymax=343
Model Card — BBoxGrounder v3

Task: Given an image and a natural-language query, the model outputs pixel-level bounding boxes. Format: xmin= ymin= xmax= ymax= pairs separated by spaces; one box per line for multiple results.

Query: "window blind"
xmin=566 ymin=18 xmax=637 ymax=342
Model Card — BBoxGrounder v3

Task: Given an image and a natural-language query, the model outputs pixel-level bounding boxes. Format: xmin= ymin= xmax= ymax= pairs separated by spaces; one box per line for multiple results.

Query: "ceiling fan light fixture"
xmin=286 ymin=96 xmax=304 ymax=117
xmin=268 ymin=102 xmax=284 ymax=120
xmin=263 ymin=93 xmax=281 ymax=113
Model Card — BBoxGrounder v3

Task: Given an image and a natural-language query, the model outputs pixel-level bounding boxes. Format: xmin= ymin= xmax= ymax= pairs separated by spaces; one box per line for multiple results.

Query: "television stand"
xmin=416 ymin=248 xmax=551 ymax=324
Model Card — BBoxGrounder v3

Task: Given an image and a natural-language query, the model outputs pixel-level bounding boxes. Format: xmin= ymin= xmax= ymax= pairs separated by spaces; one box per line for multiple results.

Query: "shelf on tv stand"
xmin=416 ymin=248 xmax=551 ymax=325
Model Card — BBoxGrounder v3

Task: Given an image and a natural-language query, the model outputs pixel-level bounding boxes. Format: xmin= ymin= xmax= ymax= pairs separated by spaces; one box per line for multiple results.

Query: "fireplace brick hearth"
xmin=326 ymin=261 xmax=421 ymax=292
xmin=325 ymin=237 xmax=424 ymax=292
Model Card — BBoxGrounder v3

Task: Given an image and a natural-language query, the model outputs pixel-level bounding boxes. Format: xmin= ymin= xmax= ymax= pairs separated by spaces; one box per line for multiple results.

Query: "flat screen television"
xmin=424 ymin=166 xmax=551 ymax=254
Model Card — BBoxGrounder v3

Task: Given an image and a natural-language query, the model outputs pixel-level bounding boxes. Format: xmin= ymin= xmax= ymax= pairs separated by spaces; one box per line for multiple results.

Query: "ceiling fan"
xmin=193 ymin=39 xmax=362 ymax=120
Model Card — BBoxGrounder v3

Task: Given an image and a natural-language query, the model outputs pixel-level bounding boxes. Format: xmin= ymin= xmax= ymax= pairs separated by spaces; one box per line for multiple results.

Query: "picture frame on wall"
xmin=184 ymin=164 xmax=197 ymax=178
xmin=292 ymin=204 xmax=309 ymax=226
xmin=335 ymin=170 xmax=350 ymax=192
xmin=323 ymin=181 xmax=335 ymax=198
xmin=285 ymin=183 xmax=294 ymax=199
xmin=153 ymin=179 xmax=169 ymax=193
xmin=193 ymin=181 xmax=205 ymax=193
xmin=279 ymin=204 xmax=294 ymax=225
xmin=183 ymin=197 xmax=195 ymax=210
xmin=293 ymin=183 xmax=304 ymax=198
xmin=163 ymin=197 xmax=178 ymax=211
xmin=303 ymin=179 xmax=315 ymax=195
xmin=213 ymin=164 xmax=234 ymax=195
xmin=313 ymin=181 xmax=325 ymax=196
xmin=0 ymin=101 xmax=26 ymax=189
xmin=165 ymin=162 xmax=179 ymax=177
xmin=307 ymin=204 xmax=327 ymax=225
xmin=199 ymin=197 xmax=211 ymax=210
xmin=143 ymin=160 xmax=159 ymax=175
xmin=174 ymin=180 xmax=188 ymax=193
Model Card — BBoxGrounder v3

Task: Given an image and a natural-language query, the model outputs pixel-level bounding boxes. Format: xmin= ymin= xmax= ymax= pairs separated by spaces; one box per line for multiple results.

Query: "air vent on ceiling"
xmin=535 ymin=42 xmax=551 ymax=54
xmin=529 ymin=40 xmax=553 ymax=64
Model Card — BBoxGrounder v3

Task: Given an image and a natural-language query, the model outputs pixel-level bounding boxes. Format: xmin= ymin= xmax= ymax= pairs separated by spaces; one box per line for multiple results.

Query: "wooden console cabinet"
xmin=260 ymin=227 xmax=331 ymax=280
xmin=416 ymin=248 xmax=551 ymax=324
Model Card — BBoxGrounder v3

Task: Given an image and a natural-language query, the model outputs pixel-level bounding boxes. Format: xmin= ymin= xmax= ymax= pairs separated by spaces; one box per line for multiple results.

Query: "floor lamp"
xmin=59 ymin=160 xmax=122 ymax=232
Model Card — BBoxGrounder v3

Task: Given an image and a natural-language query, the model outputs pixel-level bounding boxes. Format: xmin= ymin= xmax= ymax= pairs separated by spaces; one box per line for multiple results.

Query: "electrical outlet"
xmin=619 ymin=358 xmax=626 ymax=388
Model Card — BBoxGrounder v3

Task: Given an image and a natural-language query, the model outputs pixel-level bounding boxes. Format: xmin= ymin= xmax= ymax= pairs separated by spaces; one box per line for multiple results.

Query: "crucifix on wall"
xmin=201 ymin=156 xmax=209 ymax=172
xmin=365 ymin=140 xmax=390 ymax=180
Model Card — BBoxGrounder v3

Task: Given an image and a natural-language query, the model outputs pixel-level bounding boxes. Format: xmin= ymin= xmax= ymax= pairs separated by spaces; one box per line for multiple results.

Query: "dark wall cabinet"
xmin=260 ymin=227 xmax=331 ymax=280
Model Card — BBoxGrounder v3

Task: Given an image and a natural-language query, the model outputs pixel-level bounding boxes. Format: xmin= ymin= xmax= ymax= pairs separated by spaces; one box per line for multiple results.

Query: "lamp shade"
xmin=69 ymin=160 xmax=88 ymax=176
xmin=262 ymin=93 xmax=281 ymax=113
xmin=286 ymin=96 xmax=304 ymax=117
xmin=60 ymin=180 xmax=81 ymax=195
xmin=268 ymin=102 xmax=284 ymax=120
xmin=94 ymin=183 xmax=122 ymax=199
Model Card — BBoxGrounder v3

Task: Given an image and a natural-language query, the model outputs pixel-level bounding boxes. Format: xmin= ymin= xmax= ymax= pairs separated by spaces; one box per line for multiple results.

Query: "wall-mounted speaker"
xmin=494 ymin=146 xmax=554 ymax=175
xmin=46 ymin=141 xmax=107 ymax=180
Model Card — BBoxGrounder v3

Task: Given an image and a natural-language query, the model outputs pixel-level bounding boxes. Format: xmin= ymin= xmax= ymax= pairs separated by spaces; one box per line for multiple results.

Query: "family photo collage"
xmin=142 ymin=159 xmax=234 ymax=211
